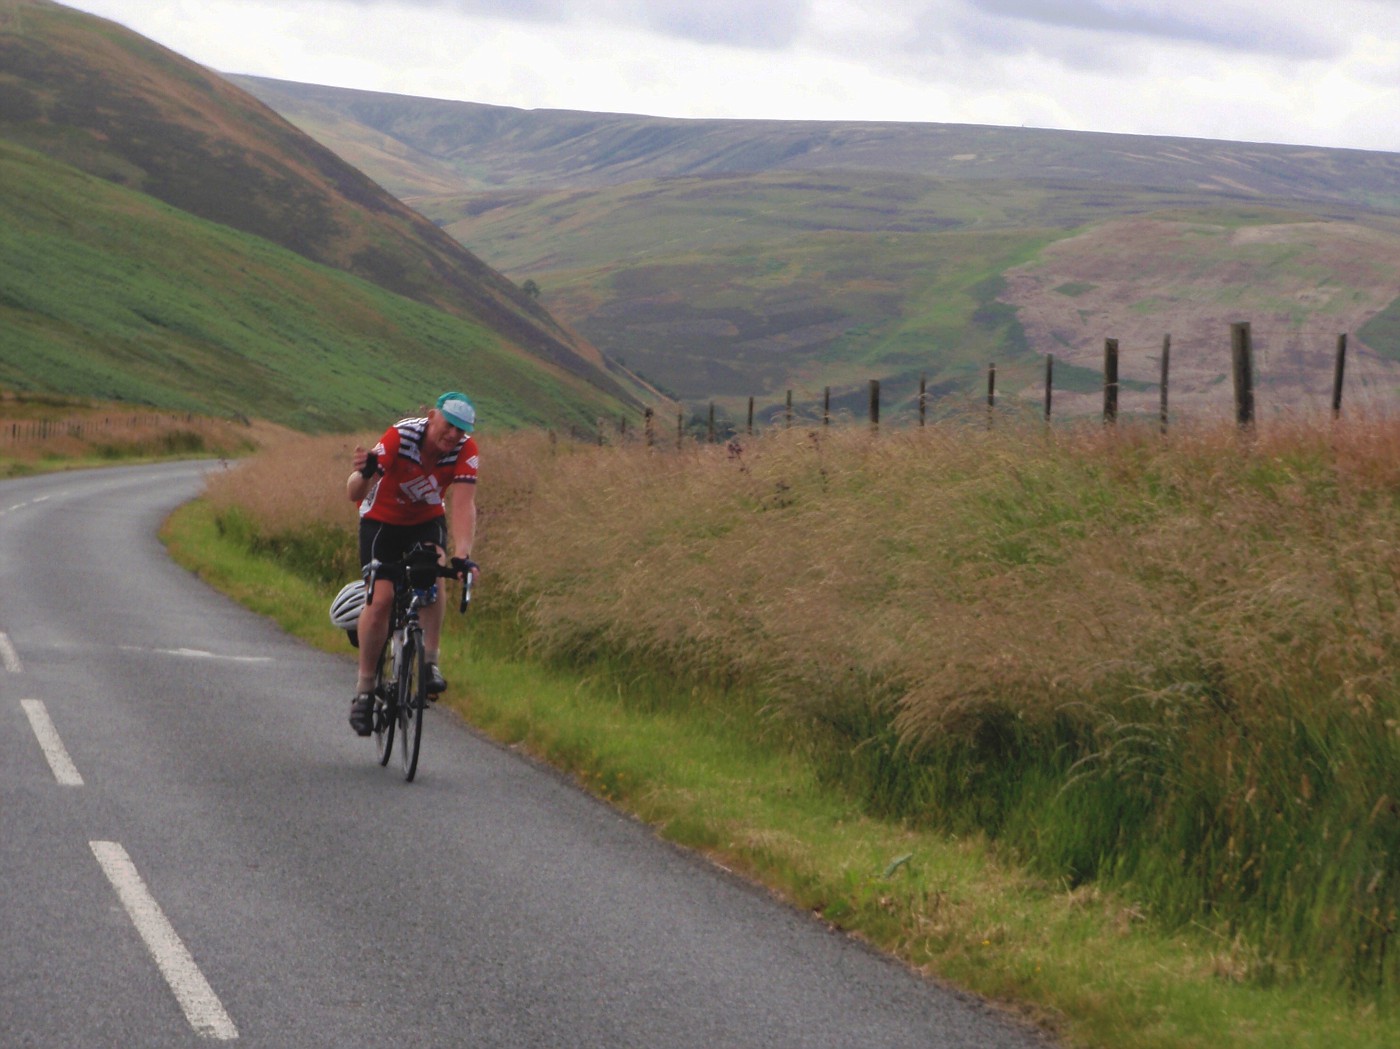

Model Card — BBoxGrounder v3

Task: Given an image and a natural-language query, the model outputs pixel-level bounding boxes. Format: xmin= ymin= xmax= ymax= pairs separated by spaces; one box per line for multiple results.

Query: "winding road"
xmin=0 ymin=462 xmax=1051 ymax=1048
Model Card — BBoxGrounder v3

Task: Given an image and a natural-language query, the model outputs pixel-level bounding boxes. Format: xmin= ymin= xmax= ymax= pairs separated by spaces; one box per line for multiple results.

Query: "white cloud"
xmin=959 ymin=0 xmax=1340 ymax=58
xmin=59 ymin=0 xmax=1400 ymax=152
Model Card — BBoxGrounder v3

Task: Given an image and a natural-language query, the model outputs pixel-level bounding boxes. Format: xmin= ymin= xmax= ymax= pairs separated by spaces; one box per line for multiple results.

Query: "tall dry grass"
xmin=202 ymin=433 xmax=364 ymax=584
xmin=0 ymin=392 xmax=279 ymax=468
xmin=204 ymin=412 xmax=1400 ymax=992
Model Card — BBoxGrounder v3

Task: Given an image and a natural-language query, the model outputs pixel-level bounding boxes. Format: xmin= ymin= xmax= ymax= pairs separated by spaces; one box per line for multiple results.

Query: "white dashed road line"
xmin=19 ymin=699 xmax=237 ymax=1036
xmin=144 ymin=647 xmax=273 ymax=663
xmin=20 ymin=699 xmax=83 ymax=786
xmin=0 ymin=494 xmax=52 ymax=517
xmin=0 ymin=632 xmax=22 ymax=673
xmin=90 ymin=841 xmax=239 ymax=1041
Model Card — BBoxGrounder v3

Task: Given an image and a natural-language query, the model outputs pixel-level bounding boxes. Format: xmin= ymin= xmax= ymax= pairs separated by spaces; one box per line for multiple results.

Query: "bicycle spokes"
xmin=398 ymin=630 xmax=426 ymax=781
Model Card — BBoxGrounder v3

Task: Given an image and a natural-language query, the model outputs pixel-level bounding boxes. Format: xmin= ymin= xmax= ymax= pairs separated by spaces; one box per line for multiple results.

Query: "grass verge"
xmin=162 ymin=495 xmax=1400 ymax=1049
xmin=0 ymin=394 xmax=288 ymax=478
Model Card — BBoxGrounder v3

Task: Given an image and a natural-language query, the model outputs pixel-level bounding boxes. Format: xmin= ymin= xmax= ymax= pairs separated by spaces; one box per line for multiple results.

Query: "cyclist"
xmin=345 ymin=392 xmax=480 ymax=736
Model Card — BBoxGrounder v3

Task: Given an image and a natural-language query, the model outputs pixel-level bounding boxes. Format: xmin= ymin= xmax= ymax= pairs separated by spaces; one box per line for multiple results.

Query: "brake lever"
xmin=363 ymin=560 xmax=381 ymax=606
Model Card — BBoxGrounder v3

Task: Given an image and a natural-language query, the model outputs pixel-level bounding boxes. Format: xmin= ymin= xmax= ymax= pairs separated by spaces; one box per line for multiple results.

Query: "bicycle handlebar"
xmin=363 ymin=554 xmax=473 ymax=615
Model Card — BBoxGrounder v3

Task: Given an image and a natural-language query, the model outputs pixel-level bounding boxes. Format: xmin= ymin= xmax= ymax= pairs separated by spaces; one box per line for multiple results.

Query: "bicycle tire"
xmin=372 ymin=634 xmax=395 ymax=766
xmin=398 ymin=625 xmax=426 ymax=781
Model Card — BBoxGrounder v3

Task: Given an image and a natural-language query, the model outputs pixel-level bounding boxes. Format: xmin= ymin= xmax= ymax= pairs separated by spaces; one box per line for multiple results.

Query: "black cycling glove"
xmin=450 ymin=557 xmax=478 ymax=580
xmin=359 ymin=451 xmax=380 ymax=479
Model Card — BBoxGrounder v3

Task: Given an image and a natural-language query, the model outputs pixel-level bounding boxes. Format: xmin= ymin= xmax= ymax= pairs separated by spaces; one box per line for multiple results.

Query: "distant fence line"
xmin=579 ymin=322 xmax=1366 ymax=447
xmin=2 ymin=324 xmax=1367 ymax=448
xmin=2 ymin=412 xmax=205 ymax=444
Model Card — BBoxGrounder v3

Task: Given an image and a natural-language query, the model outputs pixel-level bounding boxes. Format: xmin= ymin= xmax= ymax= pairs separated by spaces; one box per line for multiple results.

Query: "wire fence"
xmin=8 ymin=324 xmax=1395 ymax=450
xmin=582 ymin=323 xmax=1398 ymax=446
xmin=2 ymin=413 xmax=202 ymax=443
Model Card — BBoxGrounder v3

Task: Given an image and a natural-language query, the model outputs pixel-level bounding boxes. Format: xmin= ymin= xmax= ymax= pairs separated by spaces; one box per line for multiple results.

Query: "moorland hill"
xmin=0 ymin=0 xmax=640 ymax=429
xmin=233 ymin=75 xmax=1400 ymax=422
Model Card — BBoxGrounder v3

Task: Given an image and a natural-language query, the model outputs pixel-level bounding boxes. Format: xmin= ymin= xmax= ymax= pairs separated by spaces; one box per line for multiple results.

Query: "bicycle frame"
xmin=361 ymin=544 xmax=464 ymax=782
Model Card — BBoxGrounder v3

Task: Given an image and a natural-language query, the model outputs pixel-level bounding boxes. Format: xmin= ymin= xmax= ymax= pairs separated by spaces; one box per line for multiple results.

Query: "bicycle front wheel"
xmin=397 ymin=627 xmax=426 ymax=781
xmin=372 ymin=635 xmax=395 ymax=766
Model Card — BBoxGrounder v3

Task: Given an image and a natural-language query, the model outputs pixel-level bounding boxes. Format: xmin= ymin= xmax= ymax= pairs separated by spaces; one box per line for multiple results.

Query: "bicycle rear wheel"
xmin=371 ymin=635 xmax=395 ymax=766
xmin=398 ymin=626 xmax=426 ymax=781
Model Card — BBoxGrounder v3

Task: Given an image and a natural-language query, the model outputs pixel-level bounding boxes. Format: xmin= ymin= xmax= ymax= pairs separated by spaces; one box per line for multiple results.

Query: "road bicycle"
xmin=364 ymin=544 xmax=470 ymax=782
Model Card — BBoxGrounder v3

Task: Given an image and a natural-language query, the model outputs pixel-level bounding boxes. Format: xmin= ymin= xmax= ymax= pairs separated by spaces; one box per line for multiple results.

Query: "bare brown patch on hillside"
xmin=1001 ymin=216 xmax=1400 ymax=418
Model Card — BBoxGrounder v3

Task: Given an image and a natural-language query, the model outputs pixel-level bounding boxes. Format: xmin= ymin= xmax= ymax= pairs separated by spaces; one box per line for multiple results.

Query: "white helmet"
xmin=329 ymin=580 xmax=366 ymax=629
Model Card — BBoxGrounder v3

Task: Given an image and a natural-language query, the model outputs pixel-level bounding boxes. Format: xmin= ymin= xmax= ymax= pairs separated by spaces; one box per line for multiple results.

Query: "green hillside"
xmin=0 ymin=139 xmax=622 ymax=432
xmin=232 ymin=77 xmax=1400 ymax=419
xmin=0 ymin=0 xmax=642 ymax=421
xmin=424 ymin=172 xmax=1400 ymax=417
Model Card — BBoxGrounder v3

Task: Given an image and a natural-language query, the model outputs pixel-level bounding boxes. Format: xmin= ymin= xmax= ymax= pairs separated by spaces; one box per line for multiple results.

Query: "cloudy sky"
xmin=62 ymin=0 xmax=1400 ymax=153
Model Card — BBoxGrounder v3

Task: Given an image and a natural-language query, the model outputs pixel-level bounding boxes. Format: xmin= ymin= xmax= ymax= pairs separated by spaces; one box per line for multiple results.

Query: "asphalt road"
xmin=0 ymin=462 xmax=1052 ymax=1048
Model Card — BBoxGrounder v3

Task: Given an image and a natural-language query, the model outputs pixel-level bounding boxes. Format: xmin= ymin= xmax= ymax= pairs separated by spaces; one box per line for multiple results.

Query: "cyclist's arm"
xmin=347 ymin=446 xmax=375 ymax=502
xmin=348 ymin=434 xmax=392 ymax=503
xmin=448 ymin=480 xmax=477 ymax=570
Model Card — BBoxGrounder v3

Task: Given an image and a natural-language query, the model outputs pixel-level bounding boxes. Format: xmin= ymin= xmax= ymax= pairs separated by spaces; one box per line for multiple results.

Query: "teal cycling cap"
xmin=435 ymin=392 xmax=475 ymax=432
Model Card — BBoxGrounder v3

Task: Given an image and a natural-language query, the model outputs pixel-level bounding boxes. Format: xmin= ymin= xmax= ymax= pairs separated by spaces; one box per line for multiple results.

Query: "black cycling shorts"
xmin=359 ymin=517 xmax=446 ymax=583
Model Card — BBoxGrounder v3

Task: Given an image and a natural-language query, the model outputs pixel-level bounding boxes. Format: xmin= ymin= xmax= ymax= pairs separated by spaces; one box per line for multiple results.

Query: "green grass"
xmin=1358 ymin=296 xmax=1400 ymax=363
xmin=1 ymin=438 xmax=218 ymax=478
xmin=0 ymin=140 xmax=626 ymax=433
xmin=0 ymin=451 xmax=193 ymax=479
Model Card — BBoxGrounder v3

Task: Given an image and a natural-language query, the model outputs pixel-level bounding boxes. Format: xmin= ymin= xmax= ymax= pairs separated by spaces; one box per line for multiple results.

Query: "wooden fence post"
xmin=869 ymin=379 xmax=880 ymax=430
xmin=1231 ymin=322 xmax=1255 ymax=429
xmin=1103 ymin=338 xmax=1119 ymax=424
xmin=1044 ymin=353 xmax=1054 ymax=422
xmin=708 ymin=402 xmax=716 ymax=443
xmin=747 ymin=396 xmax=754 ymax=435
xmin=1159 ymin=334 xmax=1171 ymax=435
xmin=919 ymin=375 xmax=927 ymax=427
xmin=785 ymin=390 xmax=793 ymax=429
xmin=677 ymin=410 xmax=684 ymax=450
xmin=644 ymin=407 xmax=654 ymax=447
xmin=1332 ymin=333 xmax=1348 ymax=419
xmin=987 ymin=362 xmax=996 ymax=427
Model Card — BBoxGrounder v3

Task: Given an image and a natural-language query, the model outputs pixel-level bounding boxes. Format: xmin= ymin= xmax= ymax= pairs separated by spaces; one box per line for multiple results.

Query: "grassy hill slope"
xmin=1 ymin=0 xmax=635 ymax=406
xmin=230 ymin=78 xmax=1400 ymax=419
xmin=0 ymin=139 xmax=625 ymax=432
xmin=230 ymin=76 xmax=1400 ymax=211
xmin=423 ymin=174 xmax=1400 ymax=417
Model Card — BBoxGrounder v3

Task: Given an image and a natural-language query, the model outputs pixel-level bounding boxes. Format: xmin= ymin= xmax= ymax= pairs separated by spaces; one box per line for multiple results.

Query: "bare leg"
xmin=422 ymin=586 xmax=446 ymax=661
xmin=356 ymin=579 xmax=395 ymax=693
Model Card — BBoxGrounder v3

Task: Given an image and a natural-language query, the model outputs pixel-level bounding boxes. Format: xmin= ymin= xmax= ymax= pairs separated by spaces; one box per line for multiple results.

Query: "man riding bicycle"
xmin=345 ymin=392 xmax=480 ymax=736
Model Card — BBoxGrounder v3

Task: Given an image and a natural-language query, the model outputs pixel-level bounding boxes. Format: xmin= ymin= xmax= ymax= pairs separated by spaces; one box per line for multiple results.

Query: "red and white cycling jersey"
xmin=359 ymin=417 xmax=478 ymax=526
